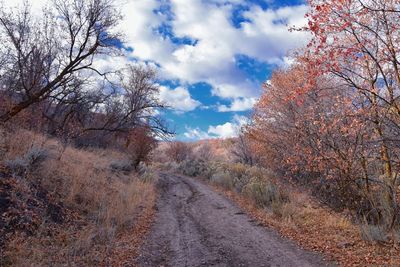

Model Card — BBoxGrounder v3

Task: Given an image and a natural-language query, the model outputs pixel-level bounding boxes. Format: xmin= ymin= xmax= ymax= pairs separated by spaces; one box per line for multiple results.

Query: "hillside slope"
xmin=0 ymin=129 xmax=156 ymax=266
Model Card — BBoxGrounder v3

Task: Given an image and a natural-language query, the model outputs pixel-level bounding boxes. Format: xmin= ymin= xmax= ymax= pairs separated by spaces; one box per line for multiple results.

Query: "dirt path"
xmin=137 ymin=173 xmax=334 ymax=267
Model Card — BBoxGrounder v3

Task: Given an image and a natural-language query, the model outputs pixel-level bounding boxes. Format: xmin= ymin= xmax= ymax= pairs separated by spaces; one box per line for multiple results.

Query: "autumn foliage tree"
xmin=248 ymin=63 xmax=369 ymax=209
xmin=304 ymin=0 xmax=400 ymax=228
xmin=125 ymin=126 xmax=157 ymax=171
xmin=304 ymin=0 xmax=400 ymax=187
xmin=249 ymin=0 xmax=400 ymax=232
xmin=166 ymin=141 xmax=193 ymax=163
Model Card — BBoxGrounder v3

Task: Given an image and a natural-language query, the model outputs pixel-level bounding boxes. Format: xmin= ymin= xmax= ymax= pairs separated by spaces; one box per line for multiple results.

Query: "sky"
xmin=6 ymin=0 xmax=310 ymax=140
xmin=119 ymin=0 xmax=310 ymax=140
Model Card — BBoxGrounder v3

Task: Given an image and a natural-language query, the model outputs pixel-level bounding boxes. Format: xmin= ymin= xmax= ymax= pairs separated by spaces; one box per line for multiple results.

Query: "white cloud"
xmin=6 ymin=0 xmax=310 ymax=99
xmin=159 ymin=86 xmax=201 ymax=112
xmin=5 ymin=0 xmax=310 ymax=115
xmin=208 ymin=114 xmax=249 ymax=138
xmin=183 ymin=114 xmax=249 ymax=140
xmin=208 ymin=122 xmax=238 ymax=138
xmin=184 ymin=127 xmax=212 ymax=139
xmin=117 ymin=0 xmax=310 ymax=100
xmin=218 ymin=97 xmax=257 ymax=112
xmin=117 ymin=0 xmax=176 ymax=64
xmin=233 ymin=114 xmax=250 ymax=126
xmin=238 ymin=5 xmax=310 ymax=62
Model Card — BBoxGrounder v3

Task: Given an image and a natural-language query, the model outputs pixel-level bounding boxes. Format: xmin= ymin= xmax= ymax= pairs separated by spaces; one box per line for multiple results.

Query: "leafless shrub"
xmin=194 ymin=142 xmax=213 ymax=161
xmin=166 ymin=141 xmax=193 ymax=163
xmin=243 ymin=178 xmax=289 ymax=209
xmin=227 ymin=163 xmax=249 ymax=192
xmin=178 ymin=159 xmax=214 ymax=178
xmin=79 ymin=66 xmax=171 ymax=137
xmin=211 ymin=170 xmax=234 ymax=190
xmin=125 ymin=126 xmax=158 ymax=171
xmin=110 ymin=160 xmax=133 ymax=173
xmin=5 ymin=146 xmax=48 ymax=176
xmin=231 ymin=132 xmax=256 ymax=165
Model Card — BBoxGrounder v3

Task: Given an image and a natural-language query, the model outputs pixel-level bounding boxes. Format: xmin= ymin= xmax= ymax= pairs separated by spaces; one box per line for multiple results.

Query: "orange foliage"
xmin=248 ymin=0 xmax=400 ymax=229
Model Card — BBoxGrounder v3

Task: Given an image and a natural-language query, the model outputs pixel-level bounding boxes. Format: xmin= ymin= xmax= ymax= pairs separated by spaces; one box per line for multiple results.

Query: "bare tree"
xmin=194 ymin=142 xmax=213 ymax=161
xmin=0 ymin=0 xmax=121 ymax=123
xmin=166 ymin=141 xmax=193 ymax=163
xmin=81 ymin=65 xmax=172 ymax=137
xmin=232 ymin=130 xmax=255 ymax=166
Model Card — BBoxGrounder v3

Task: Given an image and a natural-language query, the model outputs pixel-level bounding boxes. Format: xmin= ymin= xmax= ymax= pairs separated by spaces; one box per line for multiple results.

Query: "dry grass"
xmin=1 ymin=128 xmax=157 ymax=266
xmin=163 ymin=158 xmax=400 ymax=265
xmin=215 ymin=185 xmax=400 ymax=266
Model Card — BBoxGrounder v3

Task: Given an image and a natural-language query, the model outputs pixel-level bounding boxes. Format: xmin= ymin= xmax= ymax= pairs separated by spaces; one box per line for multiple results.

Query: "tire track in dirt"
xmin=137 ymin=173 xmax=334 ymax=267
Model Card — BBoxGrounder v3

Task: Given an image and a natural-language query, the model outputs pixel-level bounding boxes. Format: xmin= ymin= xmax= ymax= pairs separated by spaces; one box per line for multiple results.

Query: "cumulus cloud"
xmin=208 ymin=114 xmax=249 ymax=138
xmin=208 ymin=122 xmax=238 ymax=138
xmin=159 ymin=86 xmax=201 ymax=112
xmin=218 ymin=97 xmax=258 ymax=112
xmin=117 ymin=0 xmax=176 ymax=64
xmin=13 ymin=0 xmax=310 ymax=112
xmin=184 ymin=127 xmax=212 ymax=139
xmin=116 ymin=0 xmax=310 ymax=101
xmin=238 ymin=5 xmax=310 ymax=62
xmin=183 ymin=114 xmax=249 ymax=140
xmin=6 ymin=0 xmax=311 ymax=140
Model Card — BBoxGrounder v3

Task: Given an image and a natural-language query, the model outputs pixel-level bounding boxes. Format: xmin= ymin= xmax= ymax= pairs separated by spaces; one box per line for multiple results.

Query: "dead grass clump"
xmin=5 ymin=146 xmax=48 ymax=177
xmin=1 ymin=129 xmax=49 ymax=161
xmin=110 ymin=159 xmax=134 ymax=173
xmin=272 ymin=202 xmax=297 ymax=221
xmin=210 ymin=169 xmax=235 ymax=190
xmin=243 ymin=178 xmax=289 ymax=210
xmin=1 ymin=128 xmax=157 ymax=265
xmin=216 ymin=181 xmax=400 ymax=266
xmin=324 ymin=215 xmax=353 ymax=231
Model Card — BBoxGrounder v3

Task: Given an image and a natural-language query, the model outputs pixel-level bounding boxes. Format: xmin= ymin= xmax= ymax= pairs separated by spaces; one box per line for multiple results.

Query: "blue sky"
xmin=141 ymin=0 xmax=309 ymax=140
xmin=11 ymin=0 xmax=310 ymax=140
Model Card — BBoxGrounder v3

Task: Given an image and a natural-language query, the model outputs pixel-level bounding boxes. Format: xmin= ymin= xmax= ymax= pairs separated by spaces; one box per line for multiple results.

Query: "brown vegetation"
xmin=165 ymin=141 xmax=193 ymax=163
xmin=0 ymin=128 xmax=157 ymax=266
xmin=160 ymin=136 xmax=400 ymax=266
xmin=0 ymin=1 xmax=169 ymax=263
xmin=245 ymin=0 xmax=400 ymax=246
xmin=2 ymin=0 xmax=400 ymax=265
xmin=220 ymin=187 xmax=400 ymax=266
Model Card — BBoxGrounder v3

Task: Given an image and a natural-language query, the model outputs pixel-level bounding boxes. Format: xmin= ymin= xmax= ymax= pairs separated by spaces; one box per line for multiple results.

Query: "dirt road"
xmin=137 ymin=173 xmax=333 ymax=267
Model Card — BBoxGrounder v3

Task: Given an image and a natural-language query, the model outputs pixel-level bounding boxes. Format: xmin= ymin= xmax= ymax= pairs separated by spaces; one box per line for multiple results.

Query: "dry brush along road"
xmin=137 ymin=173 xmax=334 ymax=267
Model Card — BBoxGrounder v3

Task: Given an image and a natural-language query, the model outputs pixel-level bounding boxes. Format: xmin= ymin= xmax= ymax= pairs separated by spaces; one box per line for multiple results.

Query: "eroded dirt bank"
xmin=137 ymin=173 xmax=333 ymax=267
